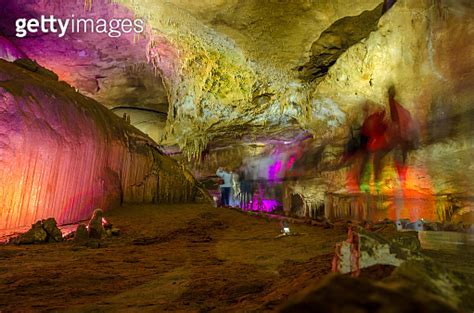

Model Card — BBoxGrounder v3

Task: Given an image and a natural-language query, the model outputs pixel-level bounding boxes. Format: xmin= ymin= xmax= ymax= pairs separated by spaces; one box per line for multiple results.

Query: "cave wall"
xmin=0 ymin=59 xmax=209 ymax=230
xmin=312 ymin=0 xmax=474 ymax=122
xmin=0 ymin=0 xmax=472 ymax=224
xmin=109 ymin=0 xmax=473 ymax=167
xmin=176 ymin=0 xmax=474 ymax=223
xmin=302 ymin=0 xmax=474 ymax=221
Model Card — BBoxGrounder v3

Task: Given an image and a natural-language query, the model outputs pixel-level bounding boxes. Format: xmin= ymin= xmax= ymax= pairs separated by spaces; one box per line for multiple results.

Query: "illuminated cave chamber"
xmin=0 ymin=0 xmax=473 ymax=230
xmin=168 ymin=0 xmax=473 ymax=225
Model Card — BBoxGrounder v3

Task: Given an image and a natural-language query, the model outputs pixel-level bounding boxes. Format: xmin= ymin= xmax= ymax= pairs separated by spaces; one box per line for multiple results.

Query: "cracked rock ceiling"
xmin=1 ymin=0 xmax=473 ymax=160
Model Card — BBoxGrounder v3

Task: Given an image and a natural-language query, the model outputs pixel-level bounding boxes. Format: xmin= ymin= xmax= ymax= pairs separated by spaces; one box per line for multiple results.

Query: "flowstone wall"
xmin=0 ymin=59 xmax=209 ymax=230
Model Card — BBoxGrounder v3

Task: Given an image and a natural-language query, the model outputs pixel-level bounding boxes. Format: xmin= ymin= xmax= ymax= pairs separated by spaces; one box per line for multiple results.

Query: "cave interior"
xmin=0 ymin=0 xmax=473 ymax=312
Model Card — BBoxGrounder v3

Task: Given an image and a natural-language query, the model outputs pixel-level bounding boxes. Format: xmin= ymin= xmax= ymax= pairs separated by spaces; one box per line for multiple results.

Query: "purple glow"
xmin=260 ymin=199 xmax=279 ymax=212
xmin=244 ymin=196 xmax=280 ymax=213
xmin=0 ymin=35 xmax=26 ymax=61
xmin=268 ymin=160 xmax=282 ymax=181
xmin=0 ymin=0 xmax=151 ymax=93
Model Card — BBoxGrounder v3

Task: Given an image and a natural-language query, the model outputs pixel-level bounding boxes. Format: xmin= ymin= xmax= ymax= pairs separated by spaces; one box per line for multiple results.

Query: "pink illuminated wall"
xmin=0 ymin=60 xmax=206 ymax=230
xmin=0 ymin=0 xmax=153 ymax=96
xmin=0 ymin=35 xmax=26 ymax=61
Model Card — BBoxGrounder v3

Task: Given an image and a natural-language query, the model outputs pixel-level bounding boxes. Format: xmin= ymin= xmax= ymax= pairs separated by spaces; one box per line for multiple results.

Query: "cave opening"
xmin=0 ymin=0 xmax=473 ymax=312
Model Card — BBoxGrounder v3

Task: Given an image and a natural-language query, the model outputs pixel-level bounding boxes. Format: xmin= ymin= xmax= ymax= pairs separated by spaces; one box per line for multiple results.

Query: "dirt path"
xmin=0 ymin=204 xmax=348 ymax=312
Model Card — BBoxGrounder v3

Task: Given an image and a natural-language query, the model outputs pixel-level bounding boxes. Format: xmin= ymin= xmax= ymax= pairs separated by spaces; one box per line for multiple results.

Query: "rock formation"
xmin=0 ymin=0 xmax=472 ymax=223
xmin=280 ymin=274 xmax=459 ymax=313
xmin=332 ymin=227 xmax=421 ymax=275
xmin=9 ymin=218 xmax=63 ymax=244
xmin=279 ymin=224 xmax=474 ymax=312
xmin=87 ymin=209 xmax=107 ymax=240
xmin=0 ymin=58 xmax=210 ymax=230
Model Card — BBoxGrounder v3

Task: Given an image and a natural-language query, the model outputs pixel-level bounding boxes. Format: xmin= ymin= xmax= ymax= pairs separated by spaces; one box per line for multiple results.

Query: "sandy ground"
xmin=0 ymin=204 xmax=349 ymax=312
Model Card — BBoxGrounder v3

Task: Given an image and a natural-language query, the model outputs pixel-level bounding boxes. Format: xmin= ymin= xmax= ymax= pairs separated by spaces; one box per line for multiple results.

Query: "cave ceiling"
xmin=1 ymin=0 xmax=473 ymax=158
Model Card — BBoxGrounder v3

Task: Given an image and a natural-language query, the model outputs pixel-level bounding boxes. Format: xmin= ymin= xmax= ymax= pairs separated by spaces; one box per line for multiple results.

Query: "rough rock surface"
xmin=10 ymin=221 xmax=47 ymax=245
xmin=9 ymin=218 xmax=63 ymax=244
xmin=87 ymin=209 xmax=106 ymax=240
xmin=72 ymin=223 xmax=102 ymax=248
xmin=0 ymin=35 xmax=25 ymax=61
xmin=73 ymin=224 xmax=90 ymax=243
xmin=42 ymin=218 xmax=64 ymax=243
xmin=298 ymin=3 xmax=384 ymax=81
xmin=389 ymin=259 xmax=474 ymax=311
xmin=280 ymin=274 xmax=458 ymax=313
xmin=0 ymin=0 xmax=383 ymax=154
xmin=332 ymin=227 xmax=421 ymax=275
xmin=0 ymin=0 xmax=471 ymax=155
xmin=330 ymin=226 xmax=474 ymax=311
xmin=0 ymin=59 xmax=210 ymax=229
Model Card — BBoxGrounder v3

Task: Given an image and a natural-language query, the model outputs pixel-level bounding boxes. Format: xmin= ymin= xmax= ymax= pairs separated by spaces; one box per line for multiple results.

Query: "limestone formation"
xmin=329 ymin=225 xmax=474 ymax=310
xmin=0 ymin=0 xmax=472 ymax=225
xmin=0 ymin=35 xmax=26 ymax=61
xmin=0 ymin=1 xmax=471 ymax=311
xmin=318 ymin=226 xmax=474 ymax=313
xmin=72 ymin=223 xmax=103 ymax=249
xmin=13 ymin=58 xmax=58 ymax=81
xmin=0 ymin=58 xmax=210 ymax=230
xmin=298 ymin=3 xmax=385 ymax=81
xmin=332 ymin=227 xmax=421 ymax=275
xmin=389 ymin=259 xmax=474 ymax=311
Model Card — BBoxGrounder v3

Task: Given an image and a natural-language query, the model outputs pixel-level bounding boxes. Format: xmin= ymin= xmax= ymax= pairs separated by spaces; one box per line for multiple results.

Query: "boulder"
xmin=9 ymin=218 xmax=63 ymax=244
xmin=73 ymin=224 xmax=89 ymax=243
xmin=330 ymin=226 xmax=474 ymax=311
xmin=72 ymin=224 xmax=102 ymax=248
xmin=11 ymin=221 xmax=47 ymax=244
xmin=389 ymin=260 xmax=474 ymax=311
xmin=42 ymin=218 xmax=63 ymax=242
xmin=332 ymin=227 xmax=421 ymax=275
xmin=280 ymin=274 xmax=457 ymax=313
xmin=71 ymin=210 xmax=119 ymax=247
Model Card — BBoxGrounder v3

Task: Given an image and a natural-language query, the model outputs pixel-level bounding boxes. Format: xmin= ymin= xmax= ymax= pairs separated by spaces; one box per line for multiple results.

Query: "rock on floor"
xmin=9 ymin=218 xmax=63 ymax=244
xmin=279 ymin=274 xmax=457 ymax=313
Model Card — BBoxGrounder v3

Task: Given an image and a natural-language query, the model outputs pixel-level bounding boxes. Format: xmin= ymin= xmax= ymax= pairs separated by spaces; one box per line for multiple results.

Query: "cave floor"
xmin=0 ymin=203 xmax=350 ymax=312
xmin=2 ymin=204 xmax=473 ymax=312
